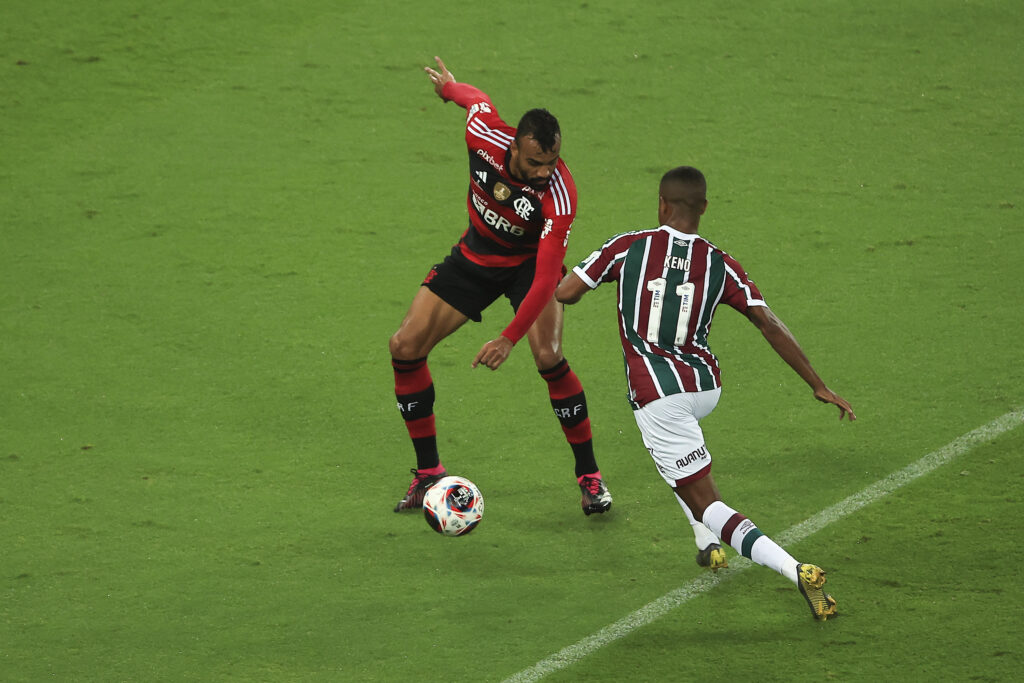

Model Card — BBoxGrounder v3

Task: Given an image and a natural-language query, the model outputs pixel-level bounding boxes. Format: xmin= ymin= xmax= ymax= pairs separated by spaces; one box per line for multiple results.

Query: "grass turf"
xmin=2 ymin=0 xmax=1022 ymax=680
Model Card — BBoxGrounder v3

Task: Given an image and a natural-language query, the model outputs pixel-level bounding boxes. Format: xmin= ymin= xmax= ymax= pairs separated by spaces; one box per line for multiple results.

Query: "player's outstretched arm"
xmin=424 ymin=55 xmax=455 ymax=98
xmin=746 ymin=305 xmax=856 ymax=421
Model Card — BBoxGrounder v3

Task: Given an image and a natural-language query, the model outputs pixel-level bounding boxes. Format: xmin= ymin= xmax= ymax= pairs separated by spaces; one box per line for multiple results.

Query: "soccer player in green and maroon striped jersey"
xmin=556 ymin=166 xmax=855 ymax=619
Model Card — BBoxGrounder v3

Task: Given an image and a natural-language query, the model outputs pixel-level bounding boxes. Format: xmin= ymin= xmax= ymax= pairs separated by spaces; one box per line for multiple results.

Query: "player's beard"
xmin=510 ymin=159 xmax=549 ymax=191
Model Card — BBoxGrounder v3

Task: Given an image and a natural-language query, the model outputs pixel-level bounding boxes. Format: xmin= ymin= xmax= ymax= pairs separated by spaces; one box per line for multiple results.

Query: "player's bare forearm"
xmin=555 ymin=272 xmax=589 ymax=305
xmin=761 ymin=318 xmax=823 ymax=390
xmin=748 ymin=306 xmax=856 ymax=421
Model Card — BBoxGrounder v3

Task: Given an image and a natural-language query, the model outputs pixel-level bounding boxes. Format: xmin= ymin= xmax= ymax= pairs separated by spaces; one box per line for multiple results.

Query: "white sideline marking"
xmin=503 ymin=409 xmax=1024 ymax=683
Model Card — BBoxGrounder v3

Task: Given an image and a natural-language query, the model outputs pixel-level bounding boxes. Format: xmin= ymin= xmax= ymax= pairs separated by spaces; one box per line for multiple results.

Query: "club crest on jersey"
xmin=513 ymin=196 xmax=534 ymax=220
xmin=493 ymin=182 xmax=511 ymax=201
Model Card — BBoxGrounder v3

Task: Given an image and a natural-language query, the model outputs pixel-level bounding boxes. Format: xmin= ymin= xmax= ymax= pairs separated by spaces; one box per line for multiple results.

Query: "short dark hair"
xmin=515 ymin=108 xmax=561 ymax=152
xmin=660 ymin=166 xmax=707 ymax=212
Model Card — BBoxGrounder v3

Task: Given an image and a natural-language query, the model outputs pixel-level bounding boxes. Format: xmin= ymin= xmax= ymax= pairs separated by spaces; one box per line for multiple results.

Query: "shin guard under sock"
xmin=392 ymin=357 xmax=439 ymax=470
xmin=702 ymin=500 xmax=799 ymax=582
xmin=540 ymin=359 xmax=598 ymax=476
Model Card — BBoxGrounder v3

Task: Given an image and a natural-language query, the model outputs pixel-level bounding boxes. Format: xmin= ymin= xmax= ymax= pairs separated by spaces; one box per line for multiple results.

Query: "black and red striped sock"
xmin=540 ymin=359 xmax=598 ymax=477
xmin=393 ymin=357 xmax=440 ymax=471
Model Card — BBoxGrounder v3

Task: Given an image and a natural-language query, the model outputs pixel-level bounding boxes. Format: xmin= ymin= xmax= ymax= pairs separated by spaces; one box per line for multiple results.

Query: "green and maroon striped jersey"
xmin=574 ymin=225 xmax=766 ymax=408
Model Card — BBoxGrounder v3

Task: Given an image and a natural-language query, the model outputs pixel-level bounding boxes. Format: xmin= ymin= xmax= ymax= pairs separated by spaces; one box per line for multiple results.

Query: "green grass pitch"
xmin=2 ymin=0 xmax=1022 ymax=680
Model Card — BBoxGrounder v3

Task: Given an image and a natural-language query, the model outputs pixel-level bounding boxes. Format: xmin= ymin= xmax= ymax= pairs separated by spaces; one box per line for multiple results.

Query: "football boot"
xmin=579 ymin=474 xmax=613 ymax=515
xmin=394 ymin=468 xmax=446 ymax=512
xmin=695 ymin=543 xmax=728 ymax=572
xmin=797 ymin=563 xmax=838 ymax=620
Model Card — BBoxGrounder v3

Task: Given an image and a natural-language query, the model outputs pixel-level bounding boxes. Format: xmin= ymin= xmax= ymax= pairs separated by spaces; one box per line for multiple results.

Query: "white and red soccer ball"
xmin=422 ymin=476 xmax=484 ymax=537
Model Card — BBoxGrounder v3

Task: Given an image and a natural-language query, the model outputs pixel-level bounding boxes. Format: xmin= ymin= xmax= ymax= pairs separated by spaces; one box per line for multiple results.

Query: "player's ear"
xmin=699 ymin=199 xmax=708 ymax=215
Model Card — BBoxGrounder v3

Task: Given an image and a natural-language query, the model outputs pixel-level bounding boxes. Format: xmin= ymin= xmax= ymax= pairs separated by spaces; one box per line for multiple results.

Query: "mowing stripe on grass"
xmin=503 ymin=409 xmax=1024 ymax=683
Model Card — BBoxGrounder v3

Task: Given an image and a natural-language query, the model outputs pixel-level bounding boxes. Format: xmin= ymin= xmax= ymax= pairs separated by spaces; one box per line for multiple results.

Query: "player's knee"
xmin=389 ymin=330 xmax=416 ymax=360
xmin=532 ymin=348 xmax=564 ymax=371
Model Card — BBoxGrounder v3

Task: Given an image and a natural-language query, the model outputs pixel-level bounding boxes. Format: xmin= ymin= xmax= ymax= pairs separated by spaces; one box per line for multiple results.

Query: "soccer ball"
xmin=422 ymin=476 xmax=484 ymax=537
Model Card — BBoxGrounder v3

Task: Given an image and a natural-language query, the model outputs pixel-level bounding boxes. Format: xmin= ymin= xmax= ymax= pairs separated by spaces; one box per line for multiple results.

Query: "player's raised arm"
xmin=424 ymin=55 xmax=455 ymax=98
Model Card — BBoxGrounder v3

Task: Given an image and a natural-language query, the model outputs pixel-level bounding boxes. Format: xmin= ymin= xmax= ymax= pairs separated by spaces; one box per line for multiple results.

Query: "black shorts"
xmin=422 ymin=246 xmax=536 ymax=322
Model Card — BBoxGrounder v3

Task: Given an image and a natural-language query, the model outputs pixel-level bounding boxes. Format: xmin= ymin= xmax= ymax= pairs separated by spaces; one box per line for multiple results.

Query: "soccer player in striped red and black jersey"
xmin=389 ymin=57 xmax=612 ymax=516
xmin=556 ymin=166 xmax=855 ymax=619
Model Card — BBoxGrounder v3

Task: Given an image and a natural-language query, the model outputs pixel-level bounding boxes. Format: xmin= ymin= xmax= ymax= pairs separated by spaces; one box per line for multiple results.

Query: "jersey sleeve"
xmin=718 ymin=251 xmax=767 ymax=312
xmin=441 ymin=81 xmax=503 ymax=130
xmin=499 ymin=167 xmax=578 ymax=344
xmin=499 ymin=227 xmax=567 ymax=343
xmin=573 ymin=231 xmax=639 ymax=288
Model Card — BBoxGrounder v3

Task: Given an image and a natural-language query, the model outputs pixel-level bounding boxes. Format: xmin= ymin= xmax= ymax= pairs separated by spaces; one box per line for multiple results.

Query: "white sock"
xmin=702 ymin=500 xmax=799 ymax=584
xmin=674 ymin=492 xmax=719 ymax=550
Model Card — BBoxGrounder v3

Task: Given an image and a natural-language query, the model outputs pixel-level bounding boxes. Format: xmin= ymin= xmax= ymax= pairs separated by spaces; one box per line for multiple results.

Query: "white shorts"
xmin=632 ymin=388 xmax=721 ymax=487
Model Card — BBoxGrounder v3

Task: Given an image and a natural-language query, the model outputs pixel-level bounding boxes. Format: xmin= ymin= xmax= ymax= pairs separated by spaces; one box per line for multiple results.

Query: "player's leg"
xmin=525 ymin=295 xmax=611 ymax=515
xmin=678 ymin=481 xmax=837 ymax=619
xmin=633 ymin=390 xmax=726 ymax=569
xmin=389 ymin=285 xmax=469 ymax=511
xmin=673 ymin=492 xmax=723 ymax=565
xmin=636 ymin=392 xmax=836 ymax=618
xmin=683 ymin=480 xmax=802 ymax=586
xmin=390 ymin=285 xmax=470 ymax=361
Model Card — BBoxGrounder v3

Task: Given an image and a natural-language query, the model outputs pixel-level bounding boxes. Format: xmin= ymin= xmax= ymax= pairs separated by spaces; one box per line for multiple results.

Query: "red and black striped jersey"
xmin=573 ymin=225 xmax=766 ymax=408
xmin=440 ymin=81 xmax=577 ymax=344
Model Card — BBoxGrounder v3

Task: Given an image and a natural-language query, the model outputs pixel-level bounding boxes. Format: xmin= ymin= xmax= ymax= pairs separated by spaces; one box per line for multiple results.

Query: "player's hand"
xmin=472 ymin=336 xmax=514 ymax=371
xmin=424 ymin=56 xmax=455 ymax=97
xmin=814 ymin=387 xmax=857 ymax=421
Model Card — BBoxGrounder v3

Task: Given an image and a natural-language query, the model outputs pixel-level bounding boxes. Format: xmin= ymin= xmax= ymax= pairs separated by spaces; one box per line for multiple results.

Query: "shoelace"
xmin=580 ymin=476 xmax=603 ymax=495
xmin=404 ymin=469 xmax=429 ymax=496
